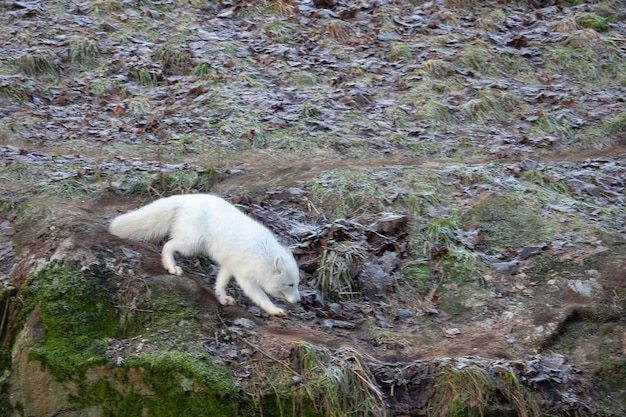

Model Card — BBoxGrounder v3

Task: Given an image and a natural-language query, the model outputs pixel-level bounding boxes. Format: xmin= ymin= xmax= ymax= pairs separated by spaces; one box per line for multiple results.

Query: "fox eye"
xmin=288 ymin=284 xmax=294 ymax=287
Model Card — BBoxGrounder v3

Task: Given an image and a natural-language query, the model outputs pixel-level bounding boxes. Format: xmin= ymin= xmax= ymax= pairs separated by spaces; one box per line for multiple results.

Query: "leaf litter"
xmin=1 ymin=0 xmax=625 ymax=415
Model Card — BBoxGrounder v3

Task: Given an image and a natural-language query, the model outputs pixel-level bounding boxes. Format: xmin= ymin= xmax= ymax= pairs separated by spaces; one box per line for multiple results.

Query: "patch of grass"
xmin=403 ymin=262 xmax=434 ymax=294
xmin=90 ymin=77 xmax=127 ymax=99
xmin=461 ymin=89 xmax=507 ymax=124
xmin=364 ymin=318 xmax=407 ymax=347
xmin=431 ymin=364 xmax=541 ymax=417
xmin=154 ymin=42 xmax=192 ymax=76
xmin=602 ymin=112 xmax=626 ymax=137
xmin=192 ymin=62 xmax=227 ymax=83
xmin=39 ymin=178 xmax=94 ymax=199
xmin=411 ymin=139 xmax=440 ymax=156
xmin=457 ymin=43 xmax=500 ymax=76
xmin=211 ymin=41 xmax=241 ymax=58
xmin=91 ymin=0 xmax=124 ymax=16
xmin=310 ymin=168 xmax=382 ymax=218
xmin=290 ymin=70 xmax=317 ymax=86
xmin=267 ymin=19 xmax=298 ymax=43
xmin=562 ymin=28 xmax=602 ymax=50
xmin=239 ymin=71 xmax=266 ymax=89
xmin=476 ymin=9 xmax=506 ymax=31
xmin=387 ymin=42 xmax=412 ymax=62
xmin=421 ymin=98 xmax=453 ymax=125
xmin=531 ymin=111 xmax=574 ymax=140
xmin=109 ymin=172 xmax=161 ymax=195
xmin=67 ymin=37 xmax=100 ymax=67
xmin=461 ymin=193 xmax=546 ymax=250
xmin=126 ymin=95 xmax=150 ymax=116
xmin=440 ymin=244 xmax=480 ymax=282
xmin=525 ymin=256 xmax=578 ymax=283
xmin=545 ymin=45 xmax=602 ymax=83
xmin=219 ymin=114 xmax=266 ymax=148
xmin=423 ymin=212 xmax=459 ymax=253
xmin=521 ymin=168 xmax=570 ymax=195
xmin=274 ymin=131 xmax=310 ymax=152
xmin=575 ymin=12 xmax=609 ymax=32
xmin=450 ymin=165 xmax=493 ymax=186
xmin=160 ymin=166 xmax=219 ymax=194
xmin=552 ymin=14 xmax=579 ymax=32
xmin=110 ymin=167 xmax=219 ymax=196
xmin=422 ymin=59 xmax=454 ymax=78
xmin=300 ymin=100 xmax=322 ymax=118
xmin=15 ymin=50 xmax=59 ymax=78
xmin=430 ymin=365 xmax=495 ymax=417
xmin=436 ymin=10 xmax=459 ymax=26
xmin=401 ymin=187 xmax=440 ymax=216
xmin=129 ymin=66 xmax=160 ymax=87
xmin=444 ymin=0 xmax=476 ymax=9
xmin=0 ymin=77 xmax=30 ymax=102
xmin=256 ymin=0 xmax=297 ymax=18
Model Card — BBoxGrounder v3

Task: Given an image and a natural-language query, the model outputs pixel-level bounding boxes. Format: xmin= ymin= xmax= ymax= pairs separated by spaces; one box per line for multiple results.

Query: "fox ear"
xmin=273 ymin=256 xmax=285 ymax=273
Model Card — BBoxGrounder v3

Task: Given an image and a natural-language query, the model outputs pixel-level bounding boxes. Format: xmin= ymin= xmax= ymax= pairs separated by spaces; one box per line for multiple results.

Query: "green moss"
xmin=404 ymin=263 xmax=434 ymax=293
xmin=437 ymin=281 xmax=489 ymax=320
xmin=593 ymin=360 xmax=626 ymax=414
xmin=19 ymin=261 xmax=117 ymax=380
xmin=525 ymin=256 xmax=575 ymax=282
xmin=72 ymin=374 xmax=236 ymax=417
xmin=15 ymin=260 xmax=242 ymax=414
xmin=461 ymin=193 xmax=546 ymax=250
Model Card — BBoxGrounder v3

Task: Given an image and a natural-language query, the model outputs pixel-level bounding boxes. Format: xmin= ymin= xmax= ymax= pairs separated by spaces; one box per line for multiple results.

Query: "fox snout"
xmin=282 ymin=290 xmax=301 ymax=304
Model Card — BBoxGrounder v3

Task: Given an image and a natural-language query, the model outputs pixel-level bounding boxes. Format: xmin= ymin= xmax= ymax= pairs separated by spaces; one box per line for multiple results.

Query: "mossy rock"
xmin=6 ymin=260 xmax=244 ymax=416
xmin=18 ymin=262 xmax=116 ymax=377
xmin=460 ymin=193 xmax=546 ymax=250
xmin=575 ymin=12 xmax=609 ymax=32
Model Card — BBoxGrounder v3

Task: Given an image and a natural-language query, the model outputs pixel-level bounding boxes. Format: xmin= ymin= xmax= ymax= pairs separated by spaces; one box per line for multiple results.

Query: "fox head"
xmin=265 ymin=254 xmax=301 ymax=304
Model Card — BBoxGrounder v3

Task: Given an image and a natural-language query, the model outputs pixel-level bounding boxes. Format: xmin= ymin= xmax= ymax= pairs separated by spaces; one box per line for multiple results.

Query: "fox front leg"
xmin=236 ymin=279 xmax=286 ymax=316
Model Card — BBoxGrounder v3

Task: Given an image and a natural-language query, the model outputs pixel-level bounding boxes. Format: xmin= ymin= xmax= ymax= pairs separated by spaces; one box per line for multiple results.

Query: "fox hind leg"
xmin=215 ymin=268 xmax=236 ymax=306
xmin=161 ymin=240 xmax=184 ymax=275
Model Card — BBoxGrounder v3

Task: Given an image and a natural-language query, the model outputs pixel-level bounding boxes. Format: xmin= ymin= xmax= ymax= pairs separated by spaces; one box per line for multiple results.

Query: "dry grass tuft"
xmin=317 ymin=242 xmax=366 ymax=301
xmin=562 ymin=29 xmax=602 ymax=49
xmin=552 ymin=14 xmax=579 ymax=32
xmin=444 ymin=0 xmax=476 ymax=9
xmin=154 ymin=43 xmax=192 ymax=75
xmin=290 ymin=342 xmax=387 ymax=417
xmin=260 ymin=0 xmax=297 ymax=17
xmin=423 ymin=59 xmax=453 ymax=78
xmin=436 ymin=10 xmax=460 ymax=26
xmin=326 ymin=20 xmax=354 ymax=42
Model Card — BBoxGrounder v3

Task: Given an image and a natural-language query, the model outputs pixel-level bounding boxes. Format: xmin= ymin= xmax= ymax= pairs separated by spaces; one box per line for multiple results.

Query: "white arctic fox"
xmin=109 ymin=194 xmax=301 ymax=316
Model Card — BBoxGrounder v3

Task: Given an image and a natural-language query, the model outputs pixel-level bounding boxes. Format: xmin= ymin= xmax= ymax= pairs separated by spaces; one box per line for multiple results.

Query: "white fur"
xmin=109 ymin=194 xmax=301 ymax=316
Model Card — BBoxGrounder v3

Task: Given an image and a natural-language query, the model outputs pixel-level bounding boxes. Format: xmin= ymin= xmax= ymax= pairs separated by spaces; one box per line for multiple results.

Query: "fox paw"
xmin=218 ymin=295 xmax=236 ymax=306
xmin=266 ymin=307 xmax=287 ymax=316
xmin=167 ymin=266 xmax=183 ymax=276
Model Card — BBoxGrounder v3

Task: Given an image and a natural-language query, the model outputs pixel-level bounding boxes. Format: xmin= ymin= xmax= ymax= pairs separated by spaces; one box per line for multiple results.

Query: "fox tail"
xmin=109 ymin=197 xmax=179 ymax=242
